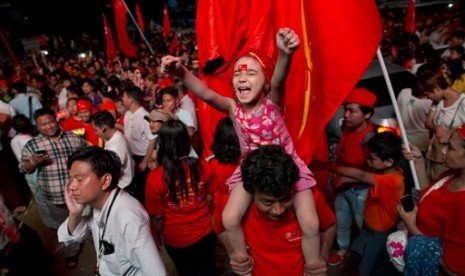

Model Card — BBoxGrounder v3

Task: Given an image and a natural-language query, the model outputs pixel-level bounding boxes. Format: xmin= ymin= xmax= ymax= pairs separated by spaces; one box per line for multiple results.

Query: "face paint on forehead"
xmin=238 ymin=64 xmax=248 ymax=71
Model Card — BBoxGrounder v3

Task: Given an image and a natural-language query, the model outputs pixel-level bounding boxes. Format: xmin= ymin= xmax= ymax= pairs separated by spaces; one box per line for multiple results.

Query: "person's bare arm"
xmin=327 ymin=164 xmax=375 ymax=185
xmin=270 ymin=28 xmax=300 ymax=110
xmin=161 ymin=55 xmax=235 ymax=114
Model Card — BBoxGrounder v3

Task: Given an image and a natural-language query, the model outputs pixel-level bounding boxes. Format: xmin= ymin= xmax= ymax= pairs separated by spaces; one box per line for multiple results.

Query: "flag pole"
xmin=376 ymin=47 xmax=420 ymax=190
xmin=120 ymin=0 xmax=154 ymax=54
xmin=0 ymin=31 xmax=18 ymax=64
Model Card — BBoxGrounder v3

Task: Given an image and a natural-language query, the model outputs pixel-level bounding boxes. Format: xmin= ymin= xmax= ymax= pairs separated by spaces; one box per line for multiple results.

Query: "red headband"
xmin=238 ymin=49 xmax=274 ymax=84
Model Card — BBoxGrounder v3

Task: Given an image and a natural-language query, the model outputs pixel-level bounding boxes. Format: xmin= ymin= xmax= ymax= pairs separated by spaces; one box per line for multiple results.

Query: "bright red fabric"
xmin=163 ymin=4 xmax=171 ymax=38
xmin=102 ymin=15 xmax=118 ymax=63
xmin=135 ymin=2 xmax=145 ymax=33
xmin=208 ymin=158 xmax=239 ymax=234
xmin=195 ymin=1 xmax=382 ymax=163
xmin=405 ymin=0 xmax=416 ymax=34
xmin=145 ymin=160 xmax=213 ymax=248
xmin=113 ymin=0 xmax=137 ymax=57
xmin=243 ymin=204 xmax=305 ymax=275
xmin=365 ymin=169 xmax=404 ymax=231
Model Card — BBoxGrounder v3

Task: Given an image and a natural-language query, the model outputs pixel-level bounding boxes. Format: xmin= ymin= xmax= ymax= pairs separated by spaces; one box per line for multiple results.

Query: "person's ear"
xmin=101 ymin=173 xmax=112 ymax=190
xmin=384 ymin=158 xmax=394 ymax=168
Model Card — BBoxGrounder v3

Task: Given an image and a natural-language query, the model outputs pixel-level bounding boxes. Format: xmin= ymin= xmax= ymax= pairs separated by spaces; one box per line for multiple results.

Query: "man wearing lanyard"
xmin=58 ymin=147 xmax=166 ymax=275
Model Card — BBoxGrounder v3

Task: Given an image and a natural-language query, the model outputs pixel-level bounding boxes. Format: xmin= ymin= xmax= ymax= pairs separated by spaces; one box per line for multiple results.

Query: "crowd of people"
xmin=0 ymin=1 xmax=464 ymax=275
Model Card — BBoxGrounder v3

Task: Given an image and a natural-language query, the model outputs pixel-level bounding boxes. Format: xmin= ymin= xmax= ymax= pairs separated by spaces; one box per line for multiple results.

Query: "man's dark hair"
xmin=12 ymin=114 xmax=32 ymax=133
xmin=67 ymin=146 xmax=122 ymax=188
xmin=123 ymin=85 xmax=143 ymax=105
xmin=160 ymin=86 xmax=179 ymax=98
xmin=242 ymin=145 xmax=298 ymax=198
xmin=33 ymin=108 xmax=55 ymax=121
xmin=91 ymin=110 xmax=116 ymax=129
xmin=367 ymin=132 xmax=402 ymax=164
xmin=210 ymin=117 xmax=240 ymax=164
xmin=359 ymin=106 xmax=375 ymax=118
xmin=11 ymin=80 xmax=27 ymax=94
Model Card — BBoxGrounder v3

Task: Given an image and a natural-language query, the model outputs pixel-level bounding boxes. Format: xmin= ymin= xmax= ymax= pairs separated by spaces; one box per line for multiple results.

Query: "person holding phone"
xmin=20 ymin=108 xmax=87 ymax=267
xmin=401 ymin=125 xmax=465 ymax=275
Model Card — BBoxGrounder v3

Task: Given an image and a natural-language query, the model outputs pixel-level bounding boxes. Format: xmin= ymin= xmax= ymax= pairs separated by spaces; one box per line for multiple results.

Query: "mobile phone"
xmin=35 ymin=149 xmax=47 ymax=155
xmin=400 ymin=194 xmax=415 ymax=212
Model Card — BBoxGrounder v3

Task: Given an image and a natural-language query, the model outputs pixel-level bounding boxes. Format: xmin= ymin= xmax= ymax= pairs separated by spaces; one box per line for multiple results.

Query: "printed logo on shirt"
xmin=285 ymin=231 xmax=302 ymax=242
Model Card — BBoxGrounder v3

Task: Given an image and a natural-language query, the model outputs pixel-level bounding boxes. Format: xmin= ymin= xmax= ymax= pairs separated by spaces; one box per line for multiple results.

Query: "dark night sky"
xmin=1 ymin=0 xmax=193 ymax=36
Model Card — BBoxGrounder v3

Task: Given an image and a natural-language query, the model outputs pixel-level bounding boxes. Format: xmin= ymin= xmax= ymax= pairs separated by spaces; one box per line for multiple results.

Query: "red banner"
xmin=135 ymin=2 xmax=145 ymax=33
xmin=102 ymin=14 xmax=118 ymax=63
xmin=163 ymin=4 xmax=172 ymax=38
xmin=195 ymin=0 xmax=382 ymax=163
xmin=405 ymin=0 xmax=416 ymax=33
xmin=113 ymin=0 xmax=137 ymax=57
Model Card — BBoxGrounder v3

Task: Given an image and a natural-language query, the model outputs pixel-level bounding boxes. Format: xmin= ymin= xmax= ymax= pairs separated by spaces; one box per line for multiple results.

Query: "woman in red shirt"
xmin=145 ymin=120 xmax=216 ymax=276
xmin=401 ymin=125 xmax=465 ymax=275
xmin=207 ymin=117 xmax=241 ymax=252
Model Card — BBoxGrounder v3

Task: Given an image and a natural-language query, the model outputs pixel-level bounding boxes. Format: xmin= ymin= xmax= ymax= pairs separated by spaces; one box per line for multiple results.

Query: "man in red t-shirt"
xmin=232 ymin=145 xmax=327 ymax=276
xmin=76 ymin=99 xmax=102 ymax=147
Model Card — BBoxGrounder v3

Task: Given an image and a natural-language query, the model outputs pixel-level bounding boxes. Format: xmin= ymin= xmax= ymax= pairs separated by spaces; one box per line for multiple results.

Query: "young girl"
xmin=161 ymin=28 xmax=321 ymax=269
xmin=145 ymin=120 xmax=216 ymax=276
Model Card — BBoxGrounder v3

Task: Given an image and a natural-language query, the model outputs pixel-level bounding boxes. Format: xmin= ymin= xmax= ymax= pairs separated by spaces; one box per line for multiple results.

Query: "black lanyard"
xmin=95 ymin=188 xmax=120 ymax=275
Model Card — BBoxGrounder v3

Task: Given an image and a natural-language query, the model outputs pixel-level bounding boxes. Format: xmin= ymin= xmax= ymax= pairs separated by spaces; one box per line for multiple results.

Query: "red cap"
xmin=457 ymin=125 xmax=465 ymax=140
xmin=344 ymin=87 xmax=377 ymax=108
xmin=238 ymin=49 xmax=274 ymax=85
xmin=77 ymin=99 xmax=92 ymax=111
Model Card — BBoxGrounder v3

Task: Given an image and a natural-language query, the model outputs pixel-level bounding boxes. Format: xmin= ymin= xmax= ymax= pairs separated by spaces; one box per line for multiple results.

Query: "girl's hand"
xmin=276 ymin=28 xmax=300 ymax=55
xmin=160 ymin=55 xmax=183 ymax=75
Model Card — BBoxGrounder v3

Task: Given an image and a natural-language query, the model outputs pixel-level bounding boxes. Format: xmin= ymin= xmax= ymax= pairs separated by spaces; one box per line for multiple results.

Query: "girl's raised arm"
xmin=161 ymin=56 xmax=235 ymax=114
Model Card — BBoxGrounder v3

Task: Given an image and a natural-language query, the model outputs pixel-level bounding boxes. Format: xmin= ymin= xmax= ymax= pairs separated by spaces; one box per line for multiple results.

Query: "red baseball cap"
xmin=77 ymin=99 xmax=92 ymax=111
xmin=344 ymin=87 xmax=377 ymax=108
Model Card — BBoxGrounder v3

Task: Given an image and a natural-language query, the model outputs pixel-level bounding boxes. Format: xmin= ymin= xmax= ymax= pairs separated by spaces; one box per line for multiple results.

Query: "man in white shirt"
xmin=58 ymin=147 xmax=166 ymax=276
xmin=91 ymin=111 xmax=135 ymax=190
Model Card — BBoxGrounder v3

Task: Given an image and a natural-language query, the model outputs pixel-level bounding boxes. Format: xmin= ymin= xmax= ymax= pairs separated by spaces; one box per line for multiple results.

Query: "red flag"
xmin=102 ymin=14 xmax=118 ymax=63
xmin=163 ymin=4 xmax=172 ymax=38
xmin=0 ymin=31 xmax=17 ymax=64
xmin=405 ymin=0 xmax=416 ymax=33
xmin=169 ymin=34 xmax=178 ymax=54
xmin=113 ymin=0 xmax=138 ymax=57
xmin=195 ymin=0 xmax=382 ymax=163
xmin=135 ymin=2 xmax=145 ymax=33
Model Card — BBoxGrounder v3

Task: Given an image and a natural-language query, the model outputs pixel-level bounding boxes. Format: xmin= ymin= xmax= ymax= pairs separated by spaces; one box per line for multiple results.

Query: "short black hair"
xmin=67 ymin=146 xmax=121 ymax=188
xmin=123 ymin=85 xmax=143 ymax=104
xmin=33 ymin=108 xmax=55 ymax=121
xmin=11 ymin=80 xmax=27 ymax=93
xmin=242 ymin=145 xmax=298 ymax=198
xmin=91 ymin=110 xmax=116 ymax=129
xmin=160 ymin=86 xmax=178 ymax=98
xmin=367 ymin=132 xmax=402 ymax=164
xmin=12 ymin=114 xmax=32 ymax=133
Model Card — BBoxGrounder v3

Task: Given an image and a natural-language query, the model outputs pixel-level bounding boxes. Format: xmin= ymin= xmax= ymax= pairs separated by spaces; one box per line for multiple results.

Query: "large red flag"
xmin=102 ymin=14 xmax=118 ymax=63
xmin=195 ymin=0 xmax=382 ymax=163
xmin=135 ymin=2 xmax=145 ymax=33
xmin=113 ymin=0 xmax=138 ymax=57
xmin=163 ymin=4 xmax=172 ymax=38
xmin=405 ymin=0 xmax=416 ymax=33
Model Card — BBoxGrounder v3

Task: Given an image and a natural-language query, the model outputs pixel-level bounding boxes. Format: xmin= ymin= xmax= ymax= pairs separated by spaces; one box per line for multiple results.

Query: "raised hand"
xmin=160 ymin=55 xmax=183 ymax=75
xmin=276 ymin=28 xmax=300 ymax=55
